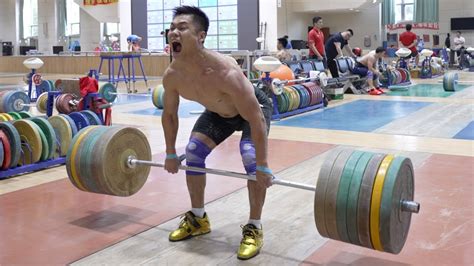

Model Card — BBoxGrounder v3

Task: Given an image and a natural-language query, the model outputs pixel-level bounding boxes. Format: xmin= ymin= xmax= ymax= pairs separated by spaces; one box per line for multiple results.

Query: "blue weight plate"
xmin=99 ymin=83 xmax=117 ymax=102
xmin=80 ymin=110 xmax=103 ymax=125
xmin=2 ymin=91 xmax=31 ymax=113
xmin=293 ymin=85 xmax=307 ymax=108
xmin=59 ymin=114 xmax=78 ymax=137
xmin=37 ymin=80 xmax=52 ymax=93
xmin=68 ymin=112 xmax=91 ymax=131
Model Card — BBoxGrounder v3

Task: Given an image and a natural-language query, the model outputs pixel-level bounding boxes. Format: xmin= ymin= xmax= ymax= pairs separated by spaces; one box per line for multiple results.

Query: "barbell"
xmin=66 ymin=125 xmax=420 ymax=254
xmin=271 ymin=72 xmax=329 ymax=95
xmin=440 ymin=72 xmax=474 ymax=91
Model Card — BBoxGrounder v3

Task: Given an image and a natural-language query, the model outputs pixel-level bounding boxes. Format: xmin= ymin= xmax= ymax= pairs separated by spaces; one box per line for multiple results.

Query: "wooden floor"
xmin=0 ymin=70 xmax=473 ymax=265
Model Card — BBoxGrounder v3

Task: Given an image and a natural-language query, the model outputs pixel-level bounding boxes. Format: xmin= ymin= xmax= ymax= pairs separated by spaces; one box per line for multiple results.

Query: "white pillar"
xmin=38 ymin=0 xmax=58 ymax=54
xmin=119 ymin=0 xmax=131 ymax=51
xmin=259 ymin=0 xmax=278 ymax=51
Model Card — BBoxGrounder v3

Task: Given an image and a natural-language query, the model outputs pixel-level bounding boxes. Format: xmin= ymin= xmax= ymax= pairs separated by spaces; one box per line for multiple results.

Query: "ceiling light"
xmin=349 ymin=8 xmax=354 ymax=10
xmin=373 ymin=0 xmax=377 ymax=3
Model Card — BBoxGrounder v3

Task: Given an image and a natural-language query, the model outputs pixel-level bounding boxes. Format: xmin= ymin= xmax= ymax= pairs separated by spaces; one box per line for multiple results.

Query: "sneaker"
xmin=237 ymin=224 xmax=263 ymax=260
xmin=369 ymin=88 xmax=382 ymax=95
xmin=168 ymin=211 xmax=211 ymax=242
xmin=375 ymin=87 xmax=386 ymax=94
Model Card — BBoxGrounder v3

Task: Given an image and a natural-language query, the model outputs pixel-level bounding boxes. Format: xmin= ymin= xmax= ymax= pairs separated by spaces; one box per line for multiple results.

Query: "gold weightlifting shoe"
xmin=169 ymin=211 xmax=211 ymax=242
xmin=237 ymin=224 xmax=263 ymax=260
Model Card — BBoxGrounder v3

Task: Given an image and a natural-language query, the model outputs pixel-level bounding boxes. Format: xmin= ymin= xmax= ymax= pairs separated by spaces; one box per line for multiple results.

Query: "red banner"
xmin=83 ymin=0 xmax=118 ymax=5
xmin=387 ymin=22 xmax=439 ymax=30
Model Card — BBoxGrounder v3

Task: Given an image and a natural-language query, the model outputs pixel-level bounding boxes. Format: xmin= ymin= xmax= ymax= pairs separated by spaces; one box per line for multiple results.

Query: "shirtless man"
xmin=162 ymin=6 xmax=273 ymax=260
xmin=351 ymin=47 xmax=386 ymax=95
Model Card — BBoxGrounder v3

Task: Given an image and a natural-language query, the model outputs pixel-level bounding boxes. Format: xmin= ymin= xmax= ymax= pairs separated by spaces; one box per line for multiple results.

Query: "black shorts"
xmin=405 ymin=50 xmax=418 ymax=59
xmin=192 ymin=88 xmax=272 ymax=145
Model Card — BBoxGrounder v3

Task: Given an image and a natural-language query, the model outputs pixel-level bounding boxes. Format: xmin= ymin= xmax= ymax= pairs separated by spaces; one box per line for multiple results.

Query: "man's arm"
xmin=367 ymin=56 xmax=380 ymax=76
xmin=161 ymin=74 xmax=180 ymax=156
xmin=344 ymin=44 xmax=356 ymax=57
xmin=334 ymin=42 xmax=343 ymax=57
xmin=308 ymin=42 xmax=323 ymax=59
xmin=224 ymin=70 xmax=271 ymax=186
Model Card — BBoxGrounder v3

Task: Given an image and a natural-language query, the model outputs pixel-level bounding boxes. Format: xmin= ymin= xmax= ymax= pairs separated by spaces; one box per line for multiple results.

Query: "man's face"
xmin=277 ymin=42 xmax=283 ymax=50
xmin=168 ymin=15 xmax=206 ymax=57
xmin=343 ymin=32 xmax=352 ymax=41
xmin=314 ymin=19 xmax=323 ymax=29
xmin=457 ymin=32 xmax=461 ymax=37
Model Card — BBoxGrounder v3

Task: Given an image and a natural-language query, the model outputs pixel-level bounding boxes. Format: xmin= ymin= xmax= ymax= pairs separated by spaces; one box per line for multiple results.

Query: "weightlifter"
xmin=351 ymin=46 xmax=386 ymax=95
xmin=161 ymin=6 xmax=273 ymax=260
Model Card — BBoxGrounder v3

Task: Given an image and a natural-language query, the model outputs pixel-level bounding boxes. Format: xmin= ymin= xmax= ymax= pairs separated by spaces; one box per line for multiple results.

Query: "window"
xmin=147 ymin=0 xmax=238 ymax=51
xmin=104 ymin=23 xmax=120 ymax=35
xmin=23 ymin=0 xmax=38 ymax=38
xmin=395 ymin=0 xmax=414 ymax=23
xmin=66 ymin=0 xmax=80 ymax=36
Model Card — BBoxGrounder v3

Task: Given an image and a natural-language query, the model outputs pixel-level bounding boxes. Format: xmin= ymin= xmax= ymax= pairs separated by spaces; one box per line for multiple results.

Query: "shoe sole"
xmin=168 ymin=230 xmax=211 ymax=242
xmin=237 ymin=249 xmax=261 ymax=260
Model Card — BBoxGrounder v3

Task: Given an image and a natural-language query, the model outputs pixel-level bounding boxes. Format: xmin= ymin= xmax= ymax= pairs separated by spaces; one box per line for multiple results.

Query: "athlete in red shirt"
xmin=399 ymin=24 xmax=419 ymax=67
xmin=308 ymin=16 xmax=325 ymax=67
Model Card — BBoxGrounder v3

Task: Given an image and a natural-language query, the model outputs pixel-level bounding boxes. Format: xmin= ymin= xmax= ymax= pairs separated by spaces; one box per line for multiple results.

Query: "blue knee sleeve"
xmin=186 ymin=137 xmax=211 ymax=175
xmin=240 ymin=140 xmax=256 ymax=174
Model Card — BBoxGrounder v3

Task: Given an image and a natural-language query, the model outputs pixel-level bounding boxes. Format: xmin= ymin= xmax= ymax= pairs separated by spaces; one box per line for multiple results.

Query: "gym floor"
xmin=0 ymin=71 xmax=472 ymax=265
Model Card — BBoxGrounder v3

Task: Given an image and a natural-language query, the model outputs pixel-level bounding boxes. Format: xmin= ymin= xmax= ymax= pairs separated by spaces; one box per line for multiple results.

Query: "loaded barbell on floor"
xmin=271 ymin=72 xmax=329 ymax=95
xmin=439 ymin=72 xmax=474 ymax=91
xmin=98 ymin=83 xmax=151 ymax=103
xmin=66 ymin=126 xmax=420 ymax=254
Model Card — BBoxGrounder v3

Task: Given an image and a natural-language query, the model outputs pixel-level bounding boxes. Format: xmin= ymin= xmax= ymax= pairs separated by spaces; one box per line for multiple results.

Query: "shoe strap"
xmin=184 ymin=211 xmax=202 ymax=229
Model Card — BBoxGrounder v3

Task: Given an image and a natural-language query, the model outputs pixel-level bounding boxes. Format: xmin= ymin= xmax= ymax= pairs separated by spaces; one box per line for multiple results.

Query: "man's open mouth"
xmin=172 ymin=42 xmax=182 ymax=53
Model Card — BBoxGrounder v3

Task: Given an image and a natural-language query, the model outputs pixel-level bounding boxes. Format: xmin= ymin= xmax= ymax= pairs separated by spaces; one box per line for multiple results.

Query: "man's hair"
xmin=313 ymin=16 xmax=322 ymax=24
xmin=283 ymin=35 xmax=289 ymax=39
xmin=375 ymin=47 xmax=386 ymax=54
xmin=457 ymin=31 xmax=461 ymax=34
xmin=278 ymin=38 xmax=288 ymax=48
xmin=173 ymin=6 xmax=209 ymax=33
xmin=405 ymin=24 xmax=412 ymax=31
xmin=347 ymin=29 xmax=354 ymax=36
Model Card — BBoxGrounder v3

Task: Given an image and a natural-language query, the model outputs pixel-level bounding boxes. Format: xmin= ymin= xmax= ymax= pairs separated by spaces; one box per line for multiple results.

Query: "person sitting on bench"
xmin=350 ymin=47 xmax=386 ymax=95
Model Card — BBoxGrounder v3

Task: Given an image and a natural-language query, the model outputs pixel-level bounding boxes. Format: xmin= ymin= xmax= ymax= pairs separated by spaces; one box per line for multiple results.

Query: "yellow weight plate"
xmin=12 ymin=120 xmax=43 ymax=165
xmin=2 ymin=113 xmax=14 ymax=121
xmin=0 ymin=114 xmax=9 ymax=122
xmin=370 ymin=154 xmax=394 ymax=251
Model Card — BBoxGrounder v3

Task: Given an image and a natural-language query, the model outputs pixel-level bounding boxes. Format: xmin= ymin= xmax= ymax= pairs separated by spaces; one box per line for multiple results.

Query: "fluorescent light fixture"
xmin=349 ymin=8 xmax=354 ymax=10
xmin=373 ymin=0 xmax=377 ymax=3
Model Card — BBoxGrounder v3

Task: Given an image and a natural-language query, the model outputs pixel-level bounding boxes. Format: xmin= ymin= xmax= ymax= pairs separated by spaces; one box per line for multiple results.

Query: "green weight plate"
xmin=18 ymin=111 xmax=33 ymax=118
xmin=336 ymin=150 xmax=365 ymax=243
xmin=30 ymin=122 xmax=49 ymax=161
xmin=346 ymin=152 xmax=373 ymax=245
xmin=99 ymin=83 xmax=117 ymax=103
xmin=66 ymin=126 xmax=152 ymax=196
xmin=48 ymin=115 xmax=73 ymax=157
xmin=315 ymin=147 xmax=345 ymax=238
xmin=30 ymin=117 xmax=57 ymax=160
xmin=80 ymin=110 xmax=103 ymax=125
xmin=0 ymin=122 xmax=22 ymax=168
xmin=380 ymin=156 xmax=415 ymax=254
xmin=66 ymin=126 xmax=98 ymax=191
xmin=79 ymin=126 xmax=110 ymax=193
xmin=443 ymin=72 xmax=458 ymax=92
xmin=36 ymin=92 xmax=49 ymax=114
xmin=357 ymin=153 xmax=386 ymax=249
xmin=12 ymin=120 xmax=42 ymax=165
xmin=324 ymin=149 xmax=354 ymax=241
xmin=276 ymin=94 xmax=284 ymax=113
xmin=8 ymin=112 xmax=22 ymax=120
xmin=152 ymin=85 xmax=165 ymax=109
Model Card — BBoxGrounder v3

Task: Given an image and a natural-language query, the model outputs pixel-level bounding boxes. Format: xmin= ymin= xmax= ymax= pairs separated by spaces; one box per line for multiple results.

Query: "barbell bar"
xmin=127 ymin=155 xmax=420 ymax=213
xmin=66 ymin=125 xmax=420 ymax=254
xmin=271 ymin=72 xmax=329 ymax=95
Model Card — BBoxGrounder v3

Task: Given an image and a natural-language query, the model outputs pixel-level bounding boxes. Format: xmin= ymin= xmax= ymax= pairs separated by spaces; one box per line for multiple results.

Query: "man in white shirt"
xmin=453 ymin=31 xmax=465 ymax=57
